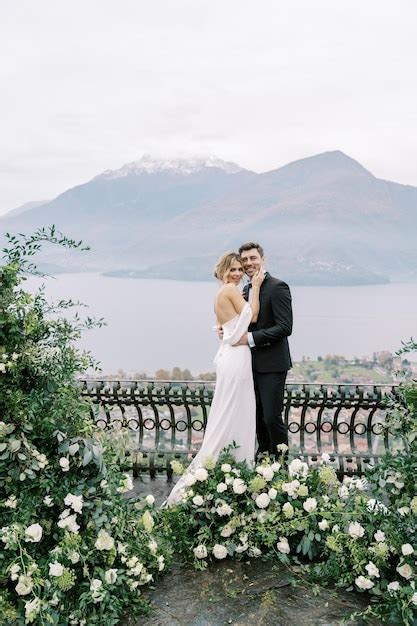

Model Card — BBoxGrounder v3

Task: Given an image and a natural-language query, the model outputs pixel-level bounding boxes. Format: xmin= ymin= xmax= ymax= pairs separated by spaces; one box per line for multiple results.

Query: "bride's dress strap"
xmin=222 ymin=303 xmax=252 ymax=345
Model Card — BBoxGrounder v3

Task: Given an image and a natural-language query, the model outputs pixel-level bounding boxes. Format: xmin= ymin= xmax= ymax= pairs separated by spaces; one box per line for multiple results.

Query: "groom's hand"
xmin=233 ymin=333 xmax=248 ymax=346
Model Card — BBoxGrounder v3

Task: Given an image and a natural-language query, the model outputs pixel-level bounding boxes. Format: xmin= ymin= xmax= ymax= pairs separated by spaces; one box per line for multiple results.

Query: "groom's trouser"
xmin=254 ymin=371 xmax=288 ymax=458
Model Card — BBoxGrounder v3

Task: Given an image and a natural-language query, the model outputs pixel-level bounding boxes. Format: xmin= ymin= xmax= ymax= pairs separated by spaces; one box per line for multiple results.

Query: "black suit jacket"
xmin=244 ymin=273 xmax=293 ymax=373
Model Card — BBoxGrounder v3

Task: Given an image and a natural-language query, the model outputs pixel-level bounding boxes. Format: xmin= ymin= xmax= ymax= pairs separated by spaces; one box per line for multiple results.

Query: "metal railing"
xmin=79 ymin=379 xmax=400 ymax=477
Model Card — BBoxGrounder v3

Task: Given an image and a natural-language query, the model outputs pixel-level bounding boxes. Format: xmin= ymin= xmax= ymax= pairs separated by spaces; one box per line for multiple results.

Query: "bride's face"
xmin=225 ymin=260 xmax=244 ymax=285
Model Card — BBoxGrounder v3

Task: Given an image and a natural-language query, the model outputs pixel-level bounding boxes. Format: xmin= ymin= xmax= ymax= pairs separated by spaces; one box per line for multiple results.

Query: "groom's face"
xmin=240 ymin=248 xmax=264 ymax=279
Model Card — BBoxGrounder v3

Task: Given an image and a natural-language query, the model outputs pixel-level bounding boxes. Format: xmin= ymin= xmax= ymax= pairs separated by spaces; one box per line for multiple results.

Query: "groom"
xmin=235 ymin=242 xmax=293 ymax=459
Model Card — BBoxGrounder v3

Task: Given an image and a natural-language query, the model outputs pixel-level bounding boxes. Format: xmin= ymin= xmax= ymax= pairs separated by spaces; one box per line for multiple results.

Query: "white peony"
xmin=276 ymin=537 xmax=290 ymax=554
xmin=16 ymin=575 xmax=33 ymax=596
xmin=105 ymin=568 xmax=118 ymax=584
xmin=396 ymin=563 xmax=413 ymax=579
xmin=145 ymin=494 xmax=155 ymax=506
xmin=355 ymin=576 xmax=374 ymax=590
xmin=271 ymin=462 xmax=281 ymax=472
xmin=216 ymin=502 xmax=233 ymax=517
xmin=268 ymin=488 xmax=278 ymax=499
xmin=64 ymin=493 xmax=83 ymax=513
xmin=318 ymin=519 xmax=329 ymax=531
xmin=49 ymin=561 xmax=64 ymax=577
xmin=387 ymin=581 xmax=400 ymax=593
xmin=95 ymin=529 xmax=115 ymax=551
xmin=57 ymin=513 xmax=80 ymax=533
xmin=401 ymin=543 xmax=414 ymax=556
xmin=24 ymin=523 xmax=43 ymax=543
xmin=59 ymin=457 xmax=70 ymax=472
xmin=212 ymin=544 xmax=228 ymax=559
xmin=374 ymin=530 xmax=385 ymax=542
xmin=194 ymin=544 xmax=208 ymax=559
xmin=192 ymin=495 xmax=204 ymax=506
xmin=261 ymin=466 xmax=274 ymax=481
xmin=232 ymin=478 xmax=247 ymax=494
xmin=348 ymin=522 xmax=365 ymax=539
xmin=184 ymin=473 xmax=197 ymax=487
xmin=221 ymin=463 xmax=231 ymax=473
xmin=303 ymin=497 xmax=317 ymax=513
xmin=195 ymin=467 xmax=208 ymax=481
xmin=255 ymin=493 xmax=270 ymax=509
xmin=365 ymin=562 xmax=380 ymax=578
xmin=216 ymin=482 xmax=227 ymax=493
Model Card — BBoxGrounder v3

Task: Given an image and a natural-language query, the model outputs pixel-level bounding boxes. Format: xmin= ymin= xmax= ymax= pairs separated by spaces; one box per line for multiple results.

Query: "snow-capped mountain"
xmin=1 ymin=151 xmax=416 ymax=285
xmin=97 ymin=155 xmax=244 ymax=179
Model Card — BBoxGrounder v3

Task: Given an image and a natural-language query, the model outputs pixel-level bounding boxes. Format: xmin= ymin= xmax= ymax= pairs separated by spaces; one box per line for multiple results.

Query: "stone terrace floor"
xmin=125 ymin=477 xmax=376 ymax=626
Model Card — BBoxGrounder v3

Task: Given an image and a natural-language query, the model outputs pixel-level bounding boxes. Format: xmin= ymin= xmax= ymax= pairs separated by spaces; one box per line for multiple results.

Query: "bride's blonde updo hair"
xmin=214 ymin=251 xmax=242 ymax=282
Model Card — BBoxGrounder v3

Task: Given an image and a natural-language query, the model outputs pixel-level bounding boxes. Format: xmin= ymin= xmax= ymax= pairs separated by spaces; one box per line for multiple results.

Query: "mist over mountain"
xmin=1 ymin=151 xmax=416 ymax=285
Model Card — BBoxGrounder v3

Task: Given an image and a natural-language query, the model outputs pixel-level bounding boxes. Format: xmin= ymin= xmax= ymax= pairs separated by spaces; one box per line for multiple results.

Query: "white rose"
xmin=374 ymin=530 xmax=385 ymax=542
xmin=268 ymin=488 xmax=278 ymax=500
xmin=49 ymin=561 xmax=64 ymax=577
xmin=282 ymin=502 xmax=294 ymax=518
xmin=401 ymin=543 xmax=414 ymax=556
xmin=348 ymin=522 xmax=365 ymax=539
xmin=192 ymin=495 xmax=204 ymax=506
xmin=387 ymin=581 xmax=400 ymax=593
xmin=262 ymin=467 xmax=274 ymax=481
xmin=141 ymin=510 xmax=155 ymax=533
xmin=145 ymin=494 xmax=155 ymax=506
xmin=43 ymin=495 xmax=53 ymax=507
xmin=90 ymin=578 xmax=104 ymax=602
xmin=212 ymin=544 xmax=228 ymax=559
xmin=184 ymin=474 xmax=197 ymax=487
xmin=365 ymin=561 xmax=380 ymax=578
xmin=221 ymin=464 xmax=231 ymax=473
xmin=117 ymin=473 xmax=134 ymax=493
xmin=24 ymin=523 xmax=43 ymax=543
xmin=57 ymin=513 xmax=80 ymax=534
xmin=276 ymin=537 xmax=290 ymax=554
xmin=288 ymin=458 xmax=308 ymax=478
xmin=271 ymin=462 xmax=281 ymax=472
xmin=59 ymin=457 xmax=70 ymax=472
xmin=282 ymin=480 xmax=300 ymax=498
xmin=397 ymin=506 xmax=410 ymax=516
xmin=158 ymin=555 xmax=165 ymax=571
xmin=318 ymin=519 xmax=329 ymax=531
xmin=249 ymin=546 xmax=262 ymax=557
xmin=232 ymin=478 xmax=247 ymax=494
xmin=64 ymin=493 xmax=83 ymax=513
xmin=16 ymin=575 xmax=33 ymax=596
xmin=105 ymin=568 xmax=118 ymax=584
xmin=95 ymin=529 xmax=115 ymax=551
xmin=255 ymin=493 xmax=270 ymax=509
xmin=24 ymin=597 xmax=41 ymax=620
xmin=411 ymin=592 xmax=417 ymax=606
xmin=355 ymin=575 xmax=374 ymax=590
xmin=396 ymin=563 xmax=413 ymax=579
xmin=216 ymin=503 xmax=233 ymax=517
xmin=5 ymin=495 xmax=17 ymax=509
xmin=148 ymin=539 xmax=158 ymax=554
xmin=216 ymin=482 xmax=227 ymax=493
xmin=194 ymin=544 xmax=208 ymax=559
xmin=220 ymin=525 xmax=234 ymax=537
xmin=195 ymin=467 xmax=208 ymax=481
xmin=69 ymin=551 xmax=80 ymax=564
xmin=303 ymin=497 xmax=317 ymax=513
xmin=338 ymin=485 xmax=349 ymax=500
xmin=9 ymin=564 xmax=20 ymax=581
xmin=0 ymin=363 xmax=6 ymax=373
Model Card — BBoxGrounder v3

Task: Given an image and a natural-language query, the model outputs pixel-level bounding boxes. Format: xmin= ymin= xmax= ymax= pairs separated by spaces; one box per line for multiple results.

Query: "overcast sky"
xmin=1 ymin=0 xmax=416 ymax=215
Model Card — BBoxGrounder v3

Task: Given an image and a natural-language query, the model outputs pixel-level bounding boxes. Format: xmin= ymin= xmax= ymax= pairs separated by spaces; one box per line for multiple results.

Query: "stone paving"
xmin=126 ymin=477 xmax=374 ymax=626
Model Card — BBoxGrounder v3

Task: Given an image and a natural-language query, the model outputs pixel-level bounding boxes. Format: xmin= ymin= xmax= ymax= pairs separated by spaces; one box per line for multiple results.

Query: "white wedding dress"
xmin=166 ymin=303 xmax=256 ymax=505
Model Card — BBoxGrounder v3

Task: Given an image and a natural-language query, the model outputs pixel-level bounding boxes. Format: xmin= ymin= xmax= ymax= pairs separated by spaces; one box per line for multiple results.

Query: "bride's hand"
xmin=251 ymin=268 xmax=265 ymax=288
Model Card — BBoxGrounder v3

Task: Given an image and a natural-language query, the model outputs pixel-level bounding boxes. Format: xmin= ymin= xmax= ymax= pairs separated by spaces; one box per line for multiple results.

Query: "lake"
xmin=25 ymin=274 xmax=417 ymax=375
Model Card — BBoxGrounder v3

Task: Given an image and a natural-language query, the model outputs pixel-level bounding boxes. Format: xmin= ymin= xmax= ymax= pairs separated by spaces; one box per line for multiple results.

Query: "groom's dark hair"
xmin=238 ymin=242 xmax=264 ymax=257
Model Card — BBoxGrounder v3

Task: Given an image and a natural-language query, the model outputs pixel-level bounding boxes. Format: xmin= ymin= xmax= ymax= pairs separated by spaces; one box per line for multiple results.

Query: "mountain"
xmin=1 ymin=151 xmax=416 ymax=285
xmin=4 ymin=200 xmax=50 ymax=218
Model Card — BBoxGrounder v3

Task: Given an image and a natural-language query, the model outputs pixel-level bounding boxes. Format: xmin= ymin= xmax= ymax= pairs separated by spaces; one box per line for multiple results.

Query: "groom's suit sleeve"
xmin=251 ymin=282 xmax=293 ymax=346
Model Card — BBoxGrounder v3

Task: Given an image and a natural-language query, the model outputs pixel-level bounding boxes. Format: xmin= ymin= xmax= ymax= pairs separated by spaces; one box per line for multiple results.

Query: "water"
xmin=24 ymin=274 xmax=417 ymax=374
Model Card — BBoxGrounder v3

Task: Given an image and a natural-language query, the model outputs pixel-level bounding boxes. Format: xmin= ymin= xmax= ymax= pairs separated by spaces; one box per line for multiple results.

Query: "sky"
xmin=1 ymin=0 xmax=417 ymax=215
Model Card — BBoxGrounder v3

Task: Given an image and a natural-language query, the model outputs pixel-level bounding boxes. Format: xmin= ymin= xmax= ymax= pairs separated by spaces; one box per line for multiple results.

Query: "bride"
xmin=166 ymin=251 xmax=264 ymax=505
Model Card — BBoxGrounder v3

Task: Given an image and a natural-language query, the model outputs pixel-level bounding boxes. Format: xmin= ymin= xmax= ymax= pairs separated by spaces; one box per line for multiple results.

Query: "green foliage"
xmin=0 ymin=229 xmax=170 ymax=625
